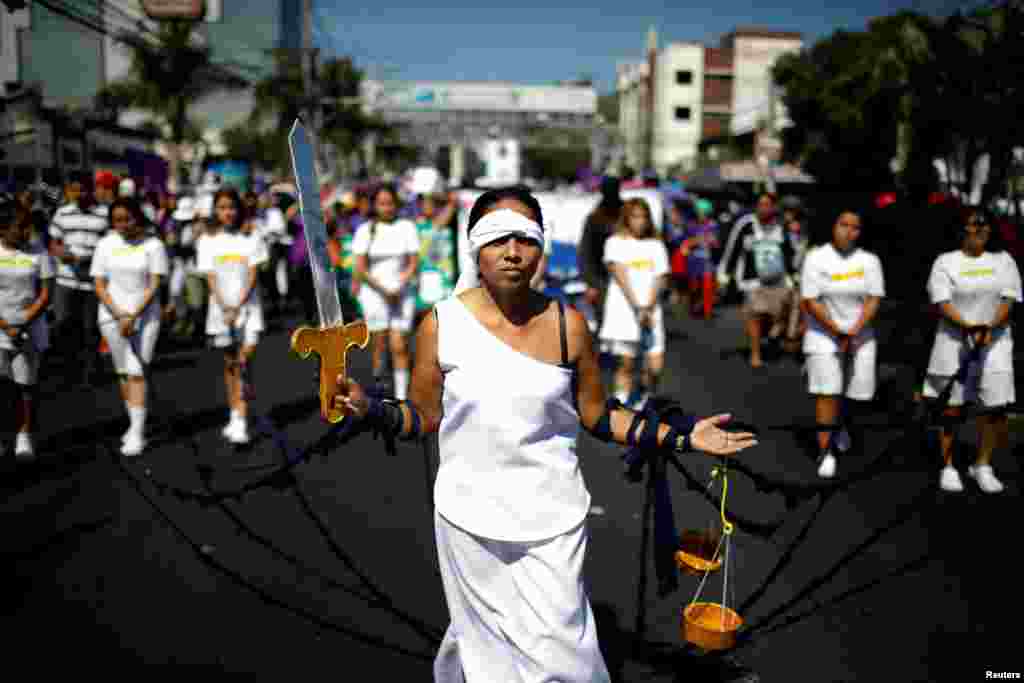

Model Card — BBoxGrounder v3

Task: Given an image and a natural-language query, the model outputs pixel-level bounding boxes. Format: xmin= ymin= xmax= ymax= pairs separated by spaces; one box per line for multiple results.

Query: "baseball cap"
xmin=95 ymin=171 xmax=117 ymax=190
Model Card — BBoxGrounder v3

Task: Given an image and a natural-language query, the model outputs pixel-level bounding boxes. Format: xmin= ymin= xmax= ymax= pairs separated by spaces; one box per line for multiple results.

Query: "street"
xmin=2 ymin=301 xmax=1019 ymax=681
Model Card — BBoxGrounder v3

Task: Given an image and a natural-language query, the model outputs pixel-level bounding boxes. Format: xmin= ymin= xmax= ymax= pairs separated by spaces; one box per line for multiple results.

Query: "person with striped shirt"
xmin=48 ymin=172 xmax=109 ymax=385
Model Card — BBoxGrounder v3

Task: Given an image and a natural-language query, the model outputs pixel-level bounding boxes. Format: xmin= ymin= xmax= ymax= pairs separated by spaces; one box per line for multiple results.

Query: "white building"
xmin=618 ymin=28 xmax=704 ymax=175
xmin=617 ymin=26 xmax=803 ymax=178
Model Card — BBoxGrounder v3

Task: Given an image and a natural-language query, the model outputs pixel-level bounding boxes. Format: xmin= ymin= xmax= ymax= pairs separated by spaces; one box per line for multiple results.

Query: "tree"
xmin=773 ymin=13 xmax=934 ymax=193
xmin=240 ymin=50 xmax=389 ymax=177
xmin=96 ymin=20 xmax=248 ymax=191
xmin=597 ymin=93 xmax=618 ymax=124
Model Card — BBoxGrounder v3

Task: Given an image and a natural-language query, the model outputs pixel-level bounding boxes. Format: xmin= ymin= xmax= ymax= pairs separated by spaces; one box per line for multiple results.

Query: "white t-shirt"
xmin=0 ymin=243 xmax=54 ymax=351
xmin=196 ymin=231 xmax=269 ymax=334
xmin=600 ymin=235 xmax=669 ymax=342
xmin=927 ymin=249 xmax=1023 ymax=375
xmin=90 ymin=233 xmax=169 ymax=322
xmin=351 ymin=218 xmax=420 ymax=293
xmin=800 ymin=244 xmax=886 ymax=354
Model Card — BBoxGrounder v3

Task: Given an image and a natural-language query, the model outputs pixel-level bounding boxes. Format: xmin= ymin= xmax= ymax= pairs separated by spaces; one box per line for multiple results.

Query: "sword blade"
xmin=288 ymin=119 xmax=344 ymax=329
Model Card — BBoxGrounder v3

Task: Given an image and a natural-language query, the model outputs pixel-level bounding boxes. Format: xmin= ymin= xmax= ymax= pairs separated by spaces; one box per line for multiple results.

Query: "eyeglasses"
xmin=967 ymin=218 xmax=989 ymax=227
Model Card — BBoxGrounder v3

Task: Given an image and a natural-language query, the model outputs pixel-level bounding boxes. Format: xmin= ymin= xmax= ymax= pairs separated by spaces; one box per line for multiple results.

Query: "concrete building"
xmin=360 ymin=79 xmax=599 ymax=185
xmin=616 ymin=26 xmax=803 ymax=177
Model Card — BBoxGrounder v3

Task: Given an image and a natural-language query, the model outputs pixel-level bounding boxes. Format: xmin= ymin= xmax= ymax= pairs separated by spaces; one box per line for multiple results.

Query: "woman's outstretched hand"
xmin=334 ymin=375 xmax=369 ymax=419
xmin=689 ymin=414 xmax=757 ymax=457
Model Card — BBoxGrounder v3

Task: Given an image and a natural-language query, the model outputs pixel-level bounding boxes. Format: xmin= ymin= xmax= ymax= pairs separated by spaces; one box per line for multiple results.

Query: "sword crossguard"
xmin=291 ymin=320 xmax=370 ymax=423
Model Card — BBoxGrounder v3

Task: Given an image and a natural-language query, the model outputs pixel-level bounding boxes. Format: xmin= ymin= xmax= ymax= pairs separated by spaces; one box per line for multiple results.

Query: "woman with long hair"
xmin=924 ymin=207 xmax=1020 ymax=493
xmin=196 ymin=188 xmax=268 ymax=445
xmin=91 ymin=198 xmax=169 ymax=456
xmin=352 ymin=184 xmax=420 ymax=399
xmin=0 ymin=199 xmax=54 ymax=461
xmin=599 ymin=197 xmax=671 ymax=408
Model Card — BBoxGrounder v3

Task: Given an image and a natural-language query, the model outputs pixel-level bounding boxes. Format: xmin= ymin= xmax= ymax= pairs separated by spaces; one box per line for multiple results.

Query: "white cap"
xmin=119 ymin=177 xmax=136 ymax=197
xmin=172 ymin=196 xmax=197 ymax=221
xmin=409 ymin=167 xmax=445 ymax=196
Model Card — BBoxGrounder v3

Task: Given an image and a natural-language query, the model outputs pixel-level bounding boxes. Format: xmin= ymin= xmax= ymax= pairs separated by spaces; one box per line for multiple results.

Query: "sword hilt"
xmin=291 ymin=320 xmax=370 ymax=423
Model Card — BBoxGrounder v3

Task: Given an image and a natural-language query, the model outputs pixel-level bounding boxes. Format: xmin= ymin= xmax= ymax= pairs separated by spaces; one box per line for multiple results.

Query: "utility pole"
xmin=301 ymin=0 xmax=322 ymax=175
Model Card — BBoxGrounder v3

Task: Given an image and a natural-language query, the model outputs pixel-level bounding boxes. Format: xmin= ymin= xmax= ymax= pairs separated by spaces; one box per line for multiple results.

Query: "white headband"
xmin=452 ymin=209 xmax=544 ymax=294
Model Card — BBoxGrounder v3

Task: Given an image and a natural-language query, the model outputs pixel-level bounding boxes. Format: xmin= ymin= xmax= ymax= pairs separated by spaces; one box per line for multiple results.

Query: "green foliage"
xmin=96 ymin=20 xmax=247 ymax=143
xmin=775 ymin=2 xmax=1024 ymax=205
xmin=238 ymin=51 xmax=389 ymax=174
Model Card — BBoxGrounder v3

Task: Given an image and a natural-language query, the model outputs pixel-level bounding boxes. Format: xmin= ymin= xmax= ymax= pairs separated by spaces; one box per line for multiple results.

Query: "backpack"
xmin=749 ymin=225 xmax=786 ymax=284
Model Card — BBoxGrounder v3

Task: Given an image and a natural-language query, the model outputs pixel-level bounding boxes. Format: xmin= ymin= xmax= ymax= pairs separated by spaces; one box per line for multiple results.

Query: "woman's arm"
xmin=339 ymin=307 xmax=444 ymax=436
xmin=206 ymin=272 xmax=228 ymax=310
xmin=94 ymin=277 xmax=124 ymax=318
xmin=801 ymin=298 xmax=844 ymax=337
xmin=991 ymin=300 xmax=1012 ymax=328
xmin=21 ymin=279 xmax=52 ymax=326
xmin=847 ymin=296 xmax=881 ymax=337
xmin=399 ymin=254 xmax=419 ymax=288
xmin=239 ymin=264 xmax=259 ymax=305
xmin=607 ymin=262 xmax=642 ymax=311
xmin=647 ymin=273 xmax=669 ymax=309
xmin=938 ymin=301 xmax=970 ymax=329
xmin=134 ymin=273 xmax=163 ymax=316
xmin=354 ymin=255 xmax=392 ymax=295
xmin=572 ymin=306 xmax=754 ymax=455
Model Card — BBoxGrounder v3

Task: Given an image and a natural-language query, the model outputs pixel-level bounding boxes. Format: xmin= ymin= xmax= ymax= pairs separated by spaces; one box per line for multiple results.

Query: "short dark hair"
xmin=467 ymin=185 xmax=543 ymax=233
xmin=108 ymin=197 xmax=149 ymax=230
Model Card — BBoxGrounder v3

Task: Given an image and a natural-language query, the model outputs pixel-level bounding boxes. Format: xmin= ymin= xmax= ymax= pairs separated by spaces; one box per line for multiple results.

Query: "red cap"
xmin=95 ymin=171 xmax=117 ymax=190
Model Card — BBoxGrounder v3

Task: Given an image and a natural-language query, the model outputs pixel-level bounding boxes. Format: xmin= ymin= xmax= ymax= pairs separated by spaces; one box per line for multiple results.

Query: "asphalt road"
xmin=2 ymin=301 xmax=1019 ymax=681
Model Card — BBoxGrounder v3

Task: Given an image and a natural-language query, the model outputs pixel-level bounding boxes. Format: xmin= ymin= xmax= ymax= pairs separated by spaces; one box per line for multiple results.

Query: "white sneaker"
xmin=121 ymin=432 xmax=146 ymax=457
xmin=817 ymin=452 xmax=837 ymax=479
xmin=14 ymin=433 xmax=36 ymax=462
xmin=836 ymin=428 xmax=852 ymax=453
xmin=968 ymin=464 xmax=1004 ymax=494
xmin=228 ymin=421 xmax=250 ymax=445
xmin=939 ymin=465 xmax=964 ymax=492
xmin=221 ymin=419 xmax=239 ymax=439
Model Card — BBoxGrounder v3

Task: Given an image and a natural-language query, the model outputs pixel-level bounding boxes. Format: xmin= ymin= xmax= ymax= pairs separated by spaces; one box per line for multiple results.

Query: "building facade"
xmin=360 ymin=79 xmax=598 ymax=185
xmin=617 ymin=26 xmax=803 ymax=177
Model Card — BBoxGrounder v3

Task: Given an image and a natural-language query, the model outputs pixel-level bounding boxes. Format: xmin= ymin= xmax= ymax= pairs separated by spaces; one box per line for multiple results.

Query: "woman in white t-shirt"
xmin=352 ymin=185 xmax=420 ymax=400
xmin=924 ymin=209 xmax=1021 ymax=494
xmin=799 ymin=211 xmax=885 ymax=479
xmin=599 ymin=198 xmax=670 ymax=408
xmin=196 ymin=188 xmax=268 ymax=445
xmin=92 ymin=198 xmax=169 ymax=457
xmin=0 ymin=199 xmax=54 ymax=461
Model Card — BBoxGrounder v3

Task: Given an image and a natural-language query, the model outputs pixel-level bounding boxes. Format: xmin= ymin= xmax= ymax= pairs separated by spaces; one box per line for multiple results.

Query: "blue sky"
xmin=313 ymin=0 xmax=971 ymax=94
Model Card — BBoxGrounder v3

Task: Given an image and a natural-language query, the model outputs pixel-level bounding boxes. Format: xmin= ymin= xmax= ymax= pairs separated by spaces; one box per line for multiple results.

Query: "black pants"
xmin=52 ymin=284 xmax=101 ymax=379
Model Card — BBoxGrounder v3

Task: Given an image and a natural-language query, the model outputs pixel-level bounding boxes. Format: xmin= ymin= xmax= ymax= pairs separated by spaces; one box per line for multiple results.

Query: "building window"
xmin=675 ymin=107 xmax=691 ymax=121
xmin=676 ymin=70 xmax=693 ymax=85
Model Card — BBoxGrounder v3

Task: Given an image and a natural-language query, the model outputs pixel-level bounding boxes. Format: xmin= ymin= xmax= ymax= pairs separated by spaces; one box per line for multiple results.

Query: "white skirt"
xmin=433 ymin=511 xmax=610 ymax=683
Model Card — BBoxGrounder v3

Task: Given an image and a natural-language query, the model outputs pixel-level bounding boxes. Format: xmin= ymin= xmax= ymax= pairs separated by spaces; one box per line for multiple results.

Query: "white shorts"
xmin=211 ymin=327 xmax=261 ymax=349
xmin=600 ymin=322 xmax=665 ymax=358
xmin=805 ymin=340 xmax=877 ymax=401
xmin=923 ymin=369 xmax=1015 ymax=408
xmin=360 ymin=292 xmax=415 ymax=333
xmin=100 ymin=315 xmax=161 ymax=376
xmin=0 ymin=346 xmax=40 ymax=385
